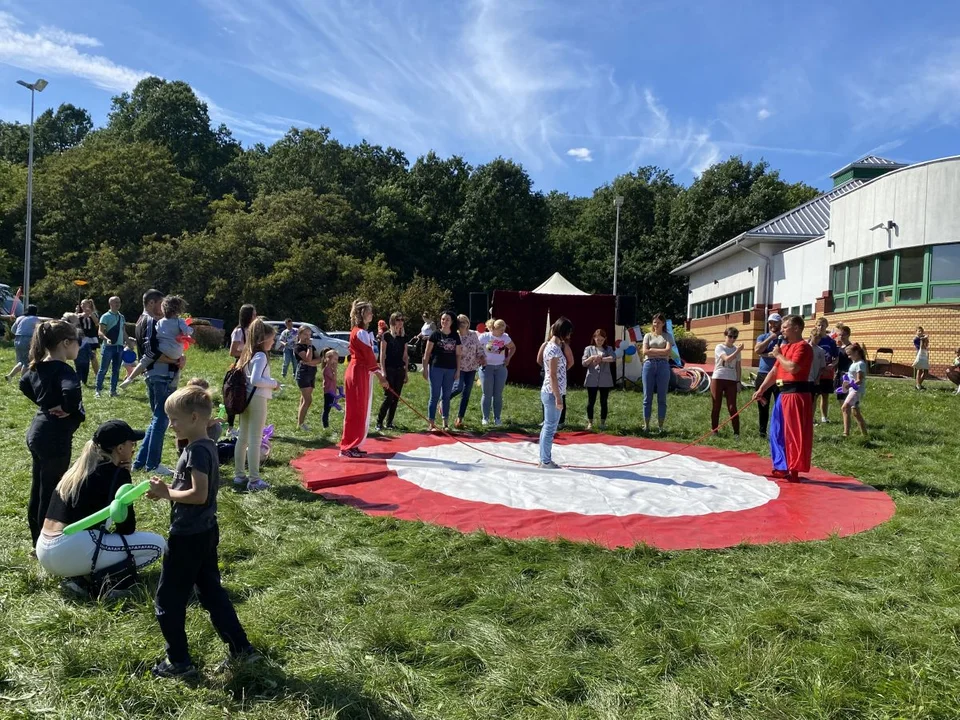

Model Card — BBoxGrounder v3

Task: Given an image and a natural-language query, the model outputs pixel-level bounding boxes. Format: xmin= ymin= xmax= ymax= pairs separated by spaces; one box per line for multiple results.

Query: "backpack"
xmin=222 ymin=363 xmax=254 ymax=416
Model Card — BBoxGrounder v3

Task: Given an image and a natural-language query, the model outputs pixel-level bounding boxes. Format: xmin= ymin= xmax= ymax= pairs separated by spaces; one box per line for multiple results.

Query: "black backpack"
xmin=222 ymin=363 xmax=254 ymax=416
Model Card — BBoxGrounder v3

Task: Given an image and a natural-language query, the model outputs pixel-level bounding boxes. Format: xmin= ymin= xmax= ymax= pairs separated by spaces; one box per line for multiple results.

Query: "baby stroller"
xmin=407 ymin=336 xmax=424 ymax=371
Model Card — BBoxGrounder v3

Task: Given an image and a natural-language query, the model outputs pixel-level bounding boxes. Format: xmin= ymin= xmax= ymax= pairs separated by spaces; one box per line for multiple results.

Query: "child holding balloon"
xmin=148 ymin=385 xmax=259 ymax=678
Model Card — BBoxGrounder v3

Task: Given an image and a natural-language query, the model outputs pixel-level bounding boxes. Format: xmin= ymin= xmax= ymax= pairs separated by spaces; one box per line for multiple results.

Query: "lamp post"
xmin=16 ymin=78 xmax=48 ymax=311
xmin=612 ymin=195 xmax=624 ymax=297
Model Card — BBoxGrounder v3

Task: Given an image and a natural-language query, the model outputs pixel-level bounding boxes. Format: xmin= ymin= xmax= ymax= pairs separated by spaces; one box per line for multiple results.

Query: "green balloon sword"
xmin=63 ymin=481 xmax=153 ymax=535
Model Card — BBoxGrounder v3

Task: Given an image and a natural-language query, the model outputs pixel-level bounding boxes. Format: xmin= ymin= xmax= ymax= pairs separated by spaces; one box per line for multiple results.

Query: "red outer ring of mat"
xmin=291 ymin=431 xmax=895 ymax=551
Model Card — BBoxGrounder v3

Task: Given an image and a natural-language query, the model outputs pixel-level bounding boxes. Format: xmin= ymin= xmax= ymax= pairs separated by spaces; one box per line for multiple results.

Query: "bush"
xmin=192 ymin=324 xmax=224 ymax=351
xmin=676 ymin=335 xmax=707 ymax=363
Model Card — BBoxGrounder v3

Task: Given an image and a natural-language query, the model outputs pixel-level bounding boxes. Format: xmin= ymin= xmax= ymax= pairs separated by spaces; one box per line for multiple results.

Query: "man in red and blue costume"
xmin=752 ymin=314 xmax=814 ymax=481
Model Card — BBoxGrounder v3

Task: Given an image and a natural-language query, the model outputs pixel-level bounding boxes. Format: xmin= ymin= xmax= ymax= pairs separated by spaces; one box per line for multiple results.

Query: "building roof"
xmin=830 ymin=155 xmax=908 ymax=179
xmin=532 ymin=272 xmax=589 ymax=295
xmin=670 ymin=179 xmax=863 ymax=276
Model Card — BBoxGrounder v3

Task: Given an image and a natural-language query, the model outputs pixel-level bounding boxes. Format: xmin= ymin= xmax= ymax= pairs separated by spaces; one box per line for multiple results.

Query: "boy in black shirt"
xmin=148 ymin=385 xmax=258 ymax=678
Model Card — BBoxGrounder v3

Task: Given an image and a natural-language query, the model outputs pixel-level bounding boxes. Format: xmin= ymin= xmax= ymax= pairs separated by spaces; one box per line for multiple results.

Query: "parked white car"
xmin=262 ymin=321 xmax=349 ymax=361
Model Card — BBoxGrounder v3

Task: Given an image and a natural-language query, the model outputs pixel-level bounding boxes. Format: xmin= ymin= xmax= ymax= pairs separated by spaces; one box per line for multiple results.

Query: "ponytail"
xmin=28 ymin=320 xmax=80 ymax=369
xmin=56 ymin=440 xmax=110 ymax=504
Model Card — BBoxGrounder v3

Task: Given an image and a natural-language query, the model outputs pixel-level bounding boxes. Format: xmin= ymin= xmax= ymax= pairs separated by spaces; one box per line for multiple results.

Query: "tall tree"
xmin=0 ymin=103 xmax=93 ymax=164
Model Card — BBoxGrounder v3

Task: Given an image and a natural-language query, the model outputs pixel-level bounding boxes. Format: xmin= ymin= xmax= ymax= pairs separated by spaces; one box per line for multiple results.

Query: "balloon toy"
xmin=835 ymin=373 xmax=860 ymax=397
xmin=623 ymin=344 xmax=638 ymax=364
xmin=176 ymin=316 xmax=196 ymax=353
xmin=63 ymin=481 xmax=152 ymax=535
xmin=332 ymin=385 xmax=346 ymax=412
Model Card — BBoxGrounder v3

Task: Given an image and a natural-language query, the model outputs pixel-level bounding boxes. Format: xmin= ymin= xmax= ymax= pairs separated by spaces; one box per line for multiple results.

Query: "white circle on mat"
xmin=386 ymin=441 xmax=779 ymax=517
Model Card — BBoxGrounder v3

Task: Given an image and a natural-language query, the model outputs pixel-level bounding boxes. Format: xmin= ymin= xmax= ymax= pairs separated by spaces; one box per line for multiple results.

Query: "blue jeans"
xmin=642 ymin=359 xmax=671 ymax=424
xmin=539 ymin=391 xmax=562 ymax=464
xmin=135 ymin=376 xmax=172 ymax=470
xmin=451 ymin=369 xmax=476 ymax=420
xmin=96 ymin=343 xmax=123 ymax=394
xmin=282 ymin=348 xmax=298 ymax=377
xmin=479 ymin=365 xmax=508 ymax=422
xmin=428 ymin=366 xmax=456 ymax=422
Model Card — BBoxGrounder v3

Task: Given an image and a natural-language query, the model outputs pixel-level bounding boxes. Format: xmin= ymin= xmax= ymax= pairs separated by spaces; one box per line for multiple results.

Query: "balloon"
xmin=624 ymin=354 xmax=633 ymax=363
xmin=624 ymin=344 xmax=637 ymax=356
xmin=121 ymin=349 xmax=136 ymax=364
xmin=63 ymin=480 xmax=152 ymax=536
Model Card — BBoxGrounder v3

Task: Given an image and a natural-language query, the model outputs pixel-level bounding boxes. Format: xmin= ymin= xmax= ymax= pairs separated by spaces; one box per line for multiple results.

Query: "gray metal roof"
xmin=748 ymin=179 xmax=864 ymax=237
xmin=830 ymin=155 xmax=909 ymax=178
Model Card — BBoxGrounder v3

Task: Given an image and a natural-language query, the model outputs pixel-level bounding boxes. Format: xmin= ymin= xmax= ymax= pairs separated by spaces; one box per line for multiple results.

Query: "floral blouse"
xmin=458 ymin=331 xmax=486 ymax=372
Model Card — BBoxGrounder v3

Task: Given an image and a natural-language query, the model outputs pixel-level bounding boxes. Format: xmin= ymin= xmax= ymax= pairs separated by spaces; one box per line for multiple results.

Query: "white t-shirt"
xmin=808 ymin=343 xmax=826 ymax=383
xmin=230 ymin=327 xmax=245 ymax=345
xmin=712 ymin=343 xmax=740 ymax=382
xmin=479 ymin=331 xmax=512 ymax=366
xmin=245 ymin=351 xmax=278 ymax=399
xmin=541 ymin=342 xmax=567 ymax=395
xmin=849 ymin=360 xmax=867 ymax=399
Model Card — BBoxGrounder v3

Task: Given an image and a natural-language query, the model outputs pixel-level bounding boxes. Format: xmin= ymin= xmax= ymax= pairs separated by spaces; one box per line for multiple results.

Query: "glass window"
xmin=877 ymin=289 xmax=894 ymax=304
xmin=834 ymin=296 xmax=845 ymax=310
xmin=862 ymin=258 xmax=875 ymax=289
xmin=878 ymin=254 xmax=894 ymax=286
xmin=790 ymin=306 xmax=800 ymax=316
xmin=848 ymin=263 xmax=860 ymax=292
xmin=931 ymin=244 xmax=960 ymax=283
xmin=802 ymin=304 xmax=813 ymax=318
xmin=832 ymin=266 xmax=845 ymax=294
xmin=861 ymin=292 xmax=874 ymax=305
xmin=930 ymin=284 xmax=960 ymax=301
xmin=898 ymin=287 xmax=922 ymax=302
xmin=899 ymin=247 xmax=925 ymax=284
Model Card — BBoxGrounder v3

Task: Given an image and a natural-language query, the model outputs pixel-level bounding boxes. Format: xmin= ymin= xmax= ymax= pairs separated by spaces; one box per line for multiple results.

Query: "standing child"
xmin=175 ymin=378 xmax=223 ymax=457
xmin=79 ymin=299 xmax=101 ymax=381
xmin=148 ymin=386 xmax=259 ymax=678
xmin=912 ymin=327 xmax=930 ymax=391
xmin=322 ymin=349 xmax=339 ymax=430
xmin=947 ymin=348 xmax=960 ymax=395
xmin=841 ymin=343 xmax=868 ymax=437
xmin=294 ymin=326 xmax=320 ymax=432
xmin=19 ymin=320 xmax=85 ymax=546
xmin=278 ymin=319 xmax=298 ymax=379
xmin=233 ymin=319 xmax=278 ymax=491
xmin=710 ymin=327 xmax=743 ymax=437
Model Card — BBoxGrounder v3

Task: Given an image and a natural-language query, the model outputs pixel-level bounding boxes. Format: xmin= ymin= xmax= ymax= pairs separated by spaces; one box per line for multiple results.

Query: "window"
xmin=690 ymin=288 xmax=755 ymax=319
xmin=830 ymin=242 xmax=960 ymax=310
xmin=790 ymin=306 xmax=800 ymax=316
xmin=802 ymin=304 xmax=813 ymax=319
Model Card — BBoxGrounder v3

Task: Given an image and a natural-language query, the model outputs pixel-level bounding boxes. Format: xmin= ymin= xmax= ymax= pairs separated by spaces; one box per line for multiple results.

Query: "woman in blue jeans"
xmin=641 ymin=312 xmax=674 ymax=433
xmin=451 ymin=314 xmax=485 ymax=428
xmin=477 ymin=319 xmax=515 ymax=426
xmin=422 ymin=311 xmax=461 ymax=431
xmin=540 ymin=317 xmax=572 ymax=469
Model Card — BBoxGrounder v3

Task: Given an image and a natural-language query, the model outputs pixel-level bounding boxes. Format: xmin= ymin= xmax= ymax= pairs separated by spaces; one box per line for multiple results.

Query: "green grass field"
xmin=1 ymin=345 xmax=959 ymax=719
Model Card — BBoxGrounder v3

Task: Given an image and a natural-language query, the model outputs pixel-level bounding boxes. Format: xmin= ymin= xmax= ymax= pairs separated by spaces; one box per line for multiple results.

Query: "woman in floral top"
xmin=451 ymin=314 xmax=486 ymax=428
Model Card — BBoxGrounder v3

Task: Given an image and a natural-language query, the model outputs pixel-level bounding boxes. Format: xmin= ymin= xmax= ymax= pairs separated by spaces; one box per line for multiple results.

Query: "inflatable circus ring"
xmin=293 ymin=432 xmax=894 ymax=551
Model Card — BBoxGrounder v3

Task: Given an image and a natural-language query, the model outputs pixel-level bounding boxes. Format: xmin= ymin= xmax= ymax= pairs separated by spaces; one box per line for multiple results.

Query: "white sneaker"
xmin=538 ymin=460 xmax=561 ymax=470
xmin=820 ymin=417 xmax=829 ymax=424
xmin=481 ymin=418 xmax=489 ymax=426
xmin=150 ymin=464 xmax=174 ymax=477
xmin=298 ymin=423 xmax=311 ymax=432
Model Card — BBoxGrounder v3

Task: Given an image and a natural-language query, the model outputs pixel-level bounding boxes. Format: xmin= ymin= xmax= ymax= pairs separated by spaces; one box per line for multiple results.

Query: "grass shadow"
xmin=871 ymin=479 xmax=960 ymax=499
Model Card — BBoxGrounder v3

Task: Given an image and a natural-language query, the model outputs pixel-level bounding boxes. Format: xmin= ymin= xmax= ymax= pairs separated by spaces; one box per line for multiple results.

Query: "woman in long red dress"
xmin=340 ymin=300 xmax=388 ymax=458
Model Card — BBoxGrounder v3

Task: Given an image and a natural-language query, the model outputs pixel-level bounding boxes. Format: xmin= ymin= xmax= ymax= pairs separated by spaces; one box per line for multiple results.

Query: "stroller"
xmin=407 ymin=336 xmax=425 ymax=371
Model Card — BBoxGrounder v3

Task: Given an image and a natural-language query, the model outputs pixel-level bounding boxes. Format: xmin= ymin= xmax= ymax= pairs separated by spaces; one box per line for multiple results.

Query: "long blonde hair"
xmin=57 ymin=440 xmax=111 ymax=504
xmin=351 ymin=299 xmax=372 ymax=328
xmin=238 ymin=318 xmax=275 ymax=370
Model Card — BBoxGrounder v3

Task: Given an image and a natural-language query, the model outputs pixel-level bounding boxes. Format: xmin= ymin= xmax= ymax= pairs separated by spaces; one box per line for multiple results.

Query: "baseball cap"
xmin=767 ymin=313 xmax=782 ymax=323
xmin=93 ymin=420 xmax=145 ymax=450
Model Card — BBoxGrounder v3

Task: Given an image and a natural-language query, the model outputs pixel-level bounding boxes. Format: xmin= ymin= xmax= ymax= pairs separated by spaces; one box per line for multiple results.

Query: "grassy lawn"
xmin=1 ymin=344 xmax=959 ymax=719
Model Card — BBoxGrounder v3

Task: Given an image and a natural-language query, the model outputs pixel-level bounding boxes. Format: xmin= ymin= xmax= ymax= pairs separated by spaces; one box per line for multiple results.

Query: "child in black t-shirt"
xmin=294 ymin=326 xmax=320 ymax=432
xmin=148 ymin=386 xmax=259 ymax=678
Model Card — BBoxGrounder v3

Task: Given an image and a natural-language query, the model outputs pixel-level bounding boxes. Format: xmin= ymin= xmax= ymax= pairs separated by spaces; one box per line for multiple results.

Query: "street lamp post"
xmin=613 ymin=195 xmax=625 ymax=387
xmin=16 ymin=78 xmax=48 ymax=311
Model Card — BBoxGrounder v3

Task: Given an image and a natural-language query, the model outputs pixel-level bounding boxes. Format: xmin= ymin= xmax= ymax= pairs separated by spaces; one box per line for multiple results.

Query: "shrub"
xmin=676 ymin=335 xmax=707 ymax=363
xmin=192 ymin=324 xmax=224 ymax=351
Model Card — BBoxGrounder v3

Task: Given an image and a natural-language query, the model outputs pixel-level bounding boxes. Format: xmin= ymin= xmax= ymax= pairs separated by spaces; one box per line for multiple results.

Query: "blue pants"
xmin=539 ymin=391 xmax=562 ymax=464
xmin=14 ymin=336 xmax=31 ymax=367
xmin=450 ymin=369 xmax=477 ymax=420
xmin=642 ymin=359 xmax=670 ymax=424
xmin=769 ymin=394 xmax=788 ymax=472
xmin=135 ymin=376 xmax=172 ymax=470
xmin=74 ymin=343 xmax=91 ymax=385
xmin=282 ymin=348 xmax=298 ymax=377
xmin=428 ymin=366 xmax=456 ymax=422
xmin=479 ymin=365 xmax=508 ymax=422
xmin=96 ymin=344 xmax=123 ymax=394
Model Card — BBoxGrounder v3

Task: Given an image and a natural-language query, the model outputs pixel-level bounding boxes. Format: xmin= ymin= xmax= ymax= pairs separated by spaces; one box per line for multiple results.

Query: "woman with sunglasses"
xmin=376 ymin=312 xmax=409 ymax=431
xmin=711 ymin=327 xmax=743 ymax=438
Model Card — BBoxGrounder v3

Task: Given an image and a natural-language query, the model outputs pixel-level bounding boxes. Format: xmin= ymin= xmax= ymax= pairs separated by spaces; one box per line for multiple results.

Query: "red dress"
xmin=340 ymin=328 xmax=379 ymax=452
xmin=772 ymin=341 xmax=814 ymax=474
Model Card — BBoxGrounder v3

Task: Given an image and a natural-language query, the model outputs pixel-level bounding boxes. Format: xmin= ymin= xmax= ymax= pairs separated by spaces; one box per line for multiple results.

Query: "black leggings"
xmin=377 ymin=367 xmax=406 ymax=426
xmin=322 ymin=392 xmax=336 ymax=428
xmin=586 ymin=387 xmax=610 ymax=422
xmin=29 ymin=450 xmax=71 ymax=546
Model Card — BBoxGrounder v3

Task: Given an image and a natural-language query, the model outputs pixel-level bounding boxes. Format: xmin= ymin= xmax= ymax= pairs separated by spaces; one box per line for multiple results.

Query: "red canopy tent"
xmin=491 ymin=274 xmax=616 ymax=386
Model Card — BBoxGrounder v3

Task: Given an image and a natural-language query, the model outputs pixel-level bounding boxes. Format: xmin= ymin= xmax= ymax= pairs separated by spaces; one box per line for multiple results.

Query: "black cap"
xmin=93 ymin=420 xmax=145 ymax=450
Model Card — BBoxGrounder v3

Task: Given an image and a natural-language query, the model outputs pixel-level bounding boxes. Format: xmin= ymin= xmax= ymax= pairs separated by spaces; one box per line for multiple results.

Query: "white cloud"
xmin=566 ymin=147 xmax=592 ymax=162
xmin=0 ymin=11 xmax=148 ymax=91
xmin=757 ymin=108 xmax=771 ymax=120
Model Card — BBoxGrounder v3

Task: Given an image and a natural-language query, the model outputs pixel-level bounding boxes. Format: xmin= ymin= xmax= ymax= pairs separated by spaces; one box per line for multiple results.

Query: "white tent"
xmin=531 ymin=272 xmax=589 ymax=295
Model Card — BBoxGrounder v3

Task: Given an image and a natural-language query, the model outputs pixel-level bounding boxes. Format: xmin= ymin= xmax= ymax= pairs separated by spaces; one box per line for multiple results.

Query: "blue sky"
xmin=1 ymin=0 xmax=959 ymax=196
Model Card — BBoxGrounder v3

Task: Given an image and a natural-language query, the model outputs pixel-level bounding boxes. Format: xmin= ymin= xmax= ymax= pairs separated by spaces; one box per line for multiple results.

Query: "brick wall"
xmin=687 ymin=305 xmax=776 ymax=367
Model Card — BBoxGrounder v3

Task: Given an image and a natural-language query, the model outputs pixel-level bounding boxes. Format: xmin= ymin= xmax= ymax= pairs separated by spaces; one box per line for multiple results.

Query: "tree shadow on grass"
xmin=271 ymin=483 xmax=399 ymax=512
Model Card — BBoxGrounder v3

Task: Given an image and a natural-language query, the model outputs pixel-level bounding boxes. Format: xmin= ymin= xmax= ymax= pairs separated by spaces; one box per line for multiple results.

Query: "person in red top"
xmin=340 ymin=300 xmax=388 ymax=458
xmin=752 ymin=314 xmax=813 ymax=481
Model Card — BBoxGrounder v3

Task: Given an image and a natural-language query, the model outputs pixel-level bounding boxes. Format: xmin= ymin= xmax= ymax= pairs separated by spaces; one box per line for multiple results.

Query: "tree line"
xmin=0 ymin=77 xmax=819 ymax=329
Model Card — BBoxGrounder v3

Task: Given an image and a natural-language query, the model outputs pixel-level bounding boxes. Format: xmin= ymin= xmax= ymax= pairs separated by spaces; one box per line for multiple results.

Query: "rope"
xmin=381 ymin=382 xmax=759 ymax=471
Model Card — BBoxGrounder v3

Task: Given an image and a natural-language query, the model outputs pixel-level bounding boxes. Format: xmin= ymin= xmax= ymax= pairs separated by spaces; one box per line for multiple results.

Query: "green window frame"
xmin=690 ymin=288 xmax=755 ymax=320
xmin=829 ymin=242 xmax=960 ymax=311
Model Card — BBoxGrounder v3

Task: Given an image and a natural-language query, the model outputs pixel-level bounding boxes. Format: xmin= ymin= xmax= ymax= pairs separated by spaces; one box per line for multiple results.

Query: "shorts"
xmin=14 ymin=338 xmax=30 ymax=366
xmin=815 ymin=379 xmax=835 ymax=396
xmin=296 ymin=373 xmax=316 ymax=390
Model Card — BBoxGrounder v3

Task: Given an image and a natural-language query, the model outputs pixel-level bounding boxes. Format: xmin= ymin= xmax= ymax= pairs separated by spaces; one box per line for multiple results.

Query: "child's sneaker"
xmin=213 ymin=647 xmax=264 ymax=674
xmin=247 ymin=478 xmax=270 ymax=493
xmin=151 ymin=658 xmax=198 ymax=679
xmin=298 ymin=423 xmax=311 ymax=433
xmin=233 ymin=475 xmax=248 ymax=487
xmin=150 ymin=464 xmax=174 ymax=477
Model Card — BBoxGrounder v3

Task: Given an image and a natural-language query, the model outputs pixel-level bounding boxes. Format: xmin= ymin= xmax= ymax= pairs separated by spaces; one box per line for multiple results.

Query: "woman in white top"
xmin=477 ymin=319 xmax=516 ymax=426
xmin=539 ymin=317 xmax=573 ymax=469
xmin=641 ymin=313 xmax=674 ymax=433
xmin=233 ymin=318 xmax=279 ymax=492
xmin=711 ymin=327 xmax=743 ymax=437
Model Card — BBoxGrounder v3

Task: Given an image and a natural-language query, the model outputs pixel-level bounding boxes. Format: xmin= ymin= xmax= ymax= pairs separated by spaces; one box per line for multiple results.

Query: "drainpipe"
xmin=736 ymin=236 xmax=772 ymax=315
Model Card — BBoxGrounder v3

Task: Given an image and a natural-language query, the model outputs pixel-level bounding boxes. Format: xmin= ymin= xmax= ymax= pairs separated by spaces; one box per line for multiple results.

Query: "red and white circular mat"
xmin=292 ymin=432 xmax=895 ymax=550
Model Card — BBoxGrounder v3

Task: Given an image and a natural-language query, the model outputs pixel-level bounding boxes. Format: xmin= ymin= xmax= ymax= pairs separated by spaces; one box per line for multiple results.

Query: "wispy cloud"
xmin=0 ymin=11 xmax=147 ymax=91
xmin=566 ymin=147 xmax=593 ymax=162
